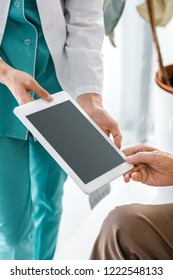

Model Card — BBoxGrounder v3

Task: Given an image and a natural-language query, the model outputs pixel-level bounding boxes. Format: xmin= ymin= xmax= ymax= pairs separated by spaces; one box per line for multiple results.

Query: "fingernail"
xmin=47 ymin=95 xmax=53 ymax=102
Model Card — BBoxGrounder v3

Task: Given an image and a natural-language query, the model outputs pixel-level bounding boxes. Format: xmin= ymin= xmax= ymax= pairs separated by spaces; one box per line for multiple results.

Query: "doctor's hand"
xmin=122 ymin=144 xmax=173 ymax=186
xmin=0 ymin=60 xmax=53 ymax=105
xmin=77 ymin=93 xmax=122 ymax=148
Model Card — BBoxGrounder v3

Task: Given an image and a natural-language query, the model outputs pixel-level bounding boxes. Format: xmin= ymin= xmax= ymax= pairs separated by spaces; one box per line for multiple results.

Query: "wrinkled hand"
xmin=122 ymin=144 xmax=173 ymax=186
xmin=0 ymin=61 xmax=53 ymax=105
xmin=77 ymin=93 xmax=122 ymax=148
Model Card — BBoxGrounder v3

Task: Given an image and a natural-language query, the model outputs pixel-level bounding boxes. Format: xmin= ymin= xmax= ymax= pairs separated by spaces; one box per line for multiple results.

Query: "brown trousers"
xmin=90 ymin=203 xmax=173 ymax=260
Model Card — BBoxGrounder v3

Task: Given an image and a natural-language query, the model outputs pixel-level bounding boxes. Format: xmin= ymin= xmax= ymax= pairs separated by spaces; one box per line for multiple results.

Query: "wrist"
xmin=0 ymin=59 xmax=13 ymax=85
xmin=77 ymin=93 xmax=102 ymax=109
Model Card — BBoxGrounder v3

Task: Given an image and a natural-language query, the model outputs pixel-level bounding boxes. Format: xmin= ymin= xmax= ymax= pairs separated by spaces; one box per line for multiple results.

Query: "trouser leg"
xmin=90 ymin=203 xmax=173 ymax=260
xmin=0 ymin=137 xmax=34 ymax=260
xmin=29 ymin=136 xmax=67 ymax=260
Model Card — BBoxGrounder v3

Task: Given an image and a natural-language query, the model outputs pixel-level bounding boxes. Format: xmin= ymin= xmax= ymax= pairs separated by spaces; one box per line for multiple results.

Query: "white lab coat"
xmin=0 ymin=0 xmax=104 ymax=99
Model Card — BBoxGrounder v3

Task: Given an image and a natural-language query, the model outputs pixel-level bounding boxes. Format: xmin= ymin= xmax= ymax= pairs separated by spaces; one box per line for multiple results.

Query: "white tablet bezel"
xmin=14 ymin=91 xmax=133 ymax=194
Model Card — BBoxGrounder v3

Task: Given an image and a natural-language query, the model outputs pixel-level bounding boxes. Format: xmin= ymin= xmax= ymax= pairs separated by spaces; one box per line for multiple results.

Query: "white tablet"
xmin=14 ymin=91 xmax=133 ymax=194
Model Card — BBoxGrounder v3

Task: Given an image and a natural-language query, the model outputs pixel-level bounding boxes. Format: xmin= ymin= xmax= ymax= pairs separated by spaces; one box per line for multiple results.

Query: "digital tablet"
xmin=14 ymin=91 xmax=133 ymax=194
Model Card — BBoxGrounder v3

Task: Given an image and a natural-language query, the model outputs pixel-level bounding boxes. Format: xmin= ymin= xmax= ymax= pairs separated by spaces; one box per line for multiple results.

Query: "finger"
xmin=123 ymin=173 xmax=131 ymax=183
xmin=26 ymin=79 xmax=53 ymax=102
xmin=123 ymin=165 xmax=139 ymax=182
xmin=109 ymin=120 xmax=122 ymax=148
xmin=126 ymin=151 xmax=157 ymax=165
xmin=124 ymin=170 xmax=143 ymax=183
xmin=122 ymin=144 xmax=156 ymax=157
xmin=114 ymin=135 xmax=122 ymax=149
xmin=131 ymin=171 xmax=142 ymax=182
xmin=18 ymin=94 xmax=34 ymax=105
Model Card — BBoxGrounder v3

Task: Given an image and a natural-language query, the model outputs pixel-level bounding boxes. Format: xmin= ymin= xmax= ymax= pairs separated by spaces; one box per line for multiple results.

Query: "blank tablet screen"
xmin=26 ymin=100 xmax=125 ymax=184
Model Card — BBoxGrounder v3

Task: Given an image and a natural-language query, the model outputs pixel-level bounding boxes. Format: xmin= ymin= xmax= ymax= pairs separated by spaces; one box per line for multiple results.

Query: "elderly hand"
xmin=77 ymin=93 xmax=122 ymax=148
xmin=0 ymin=59 xmax=53 ymax=105
xmin=122 ymin=144 xmax=173 ymax=186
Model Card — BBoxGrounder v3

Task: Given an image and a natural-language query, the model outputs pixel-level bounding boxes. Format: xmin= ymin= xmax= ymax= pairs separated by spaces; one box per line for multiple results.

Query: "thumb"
xmin=126 ymin=151 xmax=156 ymax=165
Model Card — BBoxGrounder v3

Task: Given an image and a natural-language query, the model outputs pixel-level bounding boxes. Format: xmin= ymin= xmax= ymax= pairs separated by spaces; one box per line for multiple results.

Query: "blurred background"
xmin=55 ymin=0 xmax=173 ymax=259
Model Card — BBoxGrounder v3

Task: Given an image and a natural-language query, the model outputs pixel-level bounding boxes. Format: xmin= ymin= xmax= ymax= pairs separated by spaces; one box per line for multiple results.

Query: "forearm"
xmin=0 ymin=59 xmax=13 ymax=85
xmin=64 ymin=0 xmax=104 ymax=97
xmin=64 ymin=0 xmax=104 ymax=51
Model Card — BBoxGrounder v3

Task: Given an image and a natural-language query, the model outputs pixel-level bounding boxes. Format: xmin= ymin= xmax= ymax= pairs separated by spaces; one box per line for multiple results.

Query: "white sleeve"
xmin=64 ymin=0 xmax=104 ymax=97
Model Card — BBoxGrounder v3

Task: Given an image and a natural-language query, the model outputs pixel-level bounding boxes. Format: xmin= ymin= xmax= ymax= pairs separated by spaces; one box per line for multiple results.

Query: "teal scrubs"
xmin=0 ymin=0 xmax=67 ymax=259
xmin=0 ymin=0 xmax=62 ymax=139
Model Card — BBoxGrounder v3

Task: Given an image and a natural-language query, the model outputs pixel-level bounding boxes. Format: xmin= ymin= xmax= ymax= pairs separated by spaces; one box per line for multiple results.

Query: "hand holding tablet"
xmin=14 ymin=91 xmax=133 ymax=194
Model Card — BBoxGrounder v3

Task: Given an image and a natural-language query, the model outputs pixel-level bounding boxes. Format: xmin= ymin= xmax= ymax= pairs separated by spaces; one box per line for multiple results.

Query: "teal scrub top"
xmin=0 ymin=0 xmax=62 ymax=140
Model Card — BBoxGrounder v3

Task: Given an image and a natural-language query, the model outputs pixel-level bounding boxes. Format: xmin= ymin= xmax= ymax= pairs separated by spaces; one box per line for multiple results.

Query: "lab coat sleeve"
xmin=64 ymin=0 xmax=104 ymax=97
